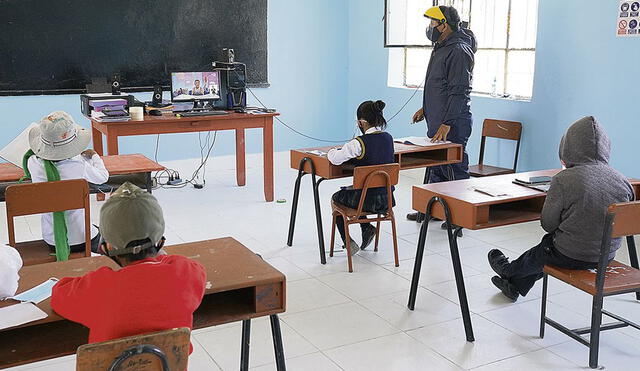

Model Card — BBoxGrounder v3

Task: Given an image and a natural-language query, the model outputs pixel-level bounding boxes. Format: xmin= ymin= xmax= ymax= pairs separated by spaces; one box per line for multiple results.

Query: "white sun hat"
xmin=28 ymin=111 xmax=91 ymax=161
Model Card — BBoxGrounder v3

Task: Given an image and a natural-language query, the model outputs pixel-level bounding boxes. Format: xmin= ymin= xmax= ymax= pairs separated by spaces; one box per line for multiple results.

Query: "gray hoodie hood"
xmin=559 ymin=116 xmax=611 ymax=168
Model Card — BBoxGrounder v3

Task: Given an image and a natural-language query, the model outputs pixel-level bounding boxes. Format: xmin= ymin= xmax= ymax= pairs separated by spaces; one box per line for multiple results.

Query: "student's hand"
xmin=81 ymin=149 xmax=97 ymax=159
xmin=431 ymin=124 xmax=450 ymax=142
xmin=412 ymin=108 xmax=425 ymax=123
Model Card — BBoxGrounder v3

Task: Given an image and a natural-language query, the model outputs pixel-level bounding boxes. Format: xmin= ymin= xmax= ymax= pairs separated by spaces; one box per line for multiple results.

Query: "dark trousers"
xmin=504 ymin=234 xmax=599 ymax=296
xmin=48 ymin=232 xmax=101 ymax=254
xmin=429 ymin=152 xmax=470 ymax=183
xmin=332 ymin=188 xmax=395 ymax=243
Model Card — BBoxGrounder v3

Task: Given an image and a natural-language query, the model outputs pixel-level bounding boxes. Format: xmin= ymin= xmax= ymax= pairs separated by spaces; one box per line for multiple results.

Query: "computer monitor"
xmin=170 ymin=71 xmax=221 ymax=102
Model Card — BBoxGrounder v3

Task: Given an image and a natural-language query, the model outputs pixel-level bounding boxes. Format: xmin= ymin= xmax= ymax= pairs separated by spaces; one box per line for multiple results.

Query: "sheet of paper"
xmin=0 ymin=302 xmax=48 ymax=330
xmin=472 ymin=186 xmax=509 ymax=197
xmin=11 ymin=278 xmax=58 ymax=304
xmin=0 ymin=122 xmax=37 ymax=167
xmin=394 ymin=136 xmax=450 ymax=147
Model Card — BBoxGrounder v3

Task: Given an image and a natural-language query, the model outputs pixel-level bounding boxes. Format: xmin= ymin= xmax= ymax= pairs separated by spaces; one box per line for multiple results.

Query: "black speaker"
xmin=152 ymin=85 xmax=163 ymax=106
xmin=111 ymin=74 xmax=121 ymax=95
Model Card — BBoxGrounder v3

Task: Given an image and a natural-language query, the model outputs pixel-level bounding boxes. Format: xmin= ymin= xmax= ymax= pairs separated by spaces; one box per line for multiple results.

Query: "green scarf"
xmin=22 ymin=149 xmax=70 ymax=261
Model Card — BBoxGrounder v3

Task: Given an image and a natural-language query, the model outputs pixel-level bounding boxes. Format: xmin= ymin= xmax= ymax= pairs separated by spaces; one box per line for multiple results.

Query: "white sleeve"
xmin=327 ymin=139 xmax=363 ymax=165
xmin=82 ymin=154 xmax=110 ymax=184
xmin=0 ymin=246 xmax=23 ymax=299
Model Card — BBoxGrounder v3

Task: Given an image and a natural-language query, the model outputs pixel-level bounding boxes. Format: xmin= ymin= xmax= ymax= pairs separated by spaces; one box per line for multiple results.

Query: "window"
xmin=385 ymin=0 xmax=539 ymax=100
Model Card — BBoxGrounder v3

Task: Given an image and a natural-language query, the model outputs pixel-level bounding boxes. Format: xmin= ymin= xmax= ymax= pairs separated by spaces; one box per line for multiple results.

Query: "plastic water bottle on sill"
xmin=491 ymin=77 xmax=498 ymax=97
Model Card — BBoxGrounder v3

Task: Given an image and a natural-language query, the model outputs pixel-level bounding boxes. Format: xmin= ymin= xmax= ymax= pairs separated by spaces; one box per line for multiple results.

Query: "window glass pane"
xmin=405 ymin=48 xmax=432 ymax=87
xmin=473 ymin=49 xmax=506 ymax=95
xmin=470 ymin=0 xmax=509 ymax=48
xmin=509 ymin=0 xmax=539 ymax=49
xmin=386 ymin=0 xmax=431 ymax=46
xmin=506 ymin=51 xmax=535 ymax=98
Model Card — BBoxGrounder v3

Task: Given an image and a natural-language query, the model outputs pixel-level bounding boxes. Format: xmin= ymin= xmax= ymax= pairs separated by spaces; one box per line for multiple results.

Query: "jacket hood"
xmin=442 ymin=28 xmax=477 ymax=53
xmin=559 ymin=116 xmax=611 ymax=168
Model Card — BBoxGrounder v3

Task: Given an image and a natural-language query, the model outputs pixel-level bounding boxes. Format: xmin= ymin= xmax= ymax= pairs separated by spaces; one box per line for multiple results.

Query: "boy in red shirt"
xmin=51 ymin=182 xmax=206 ymax=351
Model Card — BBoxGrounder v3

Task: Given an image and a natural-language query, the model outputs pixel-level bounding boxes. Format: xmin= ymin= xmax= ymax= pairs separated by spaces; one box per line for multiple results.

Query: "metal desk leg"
xmin=407 ymin=196 xmax=474 ymax=342
xmin=416 ymin=168 xmax=433 ymax=223
xmin=270 ymin=315 xmax=287 ymax=371
xmin=240 ymin=319 xmax=251 ymax=371
xmin=627 ymin=236 xmax=640 ymax=300
xmin=286 ymin=157 xmax=327 ymax=265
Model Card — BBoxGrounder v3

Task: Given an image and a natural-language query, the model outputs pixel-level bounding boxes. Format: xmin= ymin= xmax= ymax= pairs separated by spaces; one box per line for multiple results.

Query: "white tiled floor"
xmin=5 ymin=151 xmax=640 ymax=370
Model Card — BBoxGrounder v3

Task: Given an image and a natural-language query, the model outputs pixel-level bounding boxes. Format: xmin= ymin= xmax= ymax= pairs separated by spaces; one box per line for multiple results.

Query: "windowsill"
xmin=386 ymin=84 xmax=532 ymax=102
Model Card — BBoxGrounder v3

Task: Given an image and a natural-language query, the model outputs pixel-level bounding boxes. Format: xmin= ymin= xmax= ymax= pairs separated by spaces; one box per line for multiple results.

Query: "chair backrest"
xmin=353 ymin=163 xmax=400 ymax=190
xmin=478 ymin=119 xmax=523 ymax=170
xmin=5 ymin=179 xmax=91 ymax=252
xmin=76 ymin=328 xmax=191 ymax=371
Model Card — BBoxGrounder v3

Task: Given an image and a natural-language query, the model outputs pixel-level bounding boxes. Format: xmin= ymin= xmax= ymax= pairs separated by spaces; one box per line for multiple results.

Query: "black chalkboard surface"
xmin=0 ymin=0 xmax=268 ymax=95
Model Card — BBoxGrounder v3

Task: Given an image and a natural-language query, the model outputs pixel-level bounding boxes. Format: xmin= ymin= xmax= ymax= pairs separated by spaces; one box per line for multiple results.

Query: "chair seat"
xmin=15 ymin=240 xmax=88 ymax=266
xmin=544 ymin=260 xmax=640 ymax=296
xmin=331 ymin=200 xmax=382 ymax=219
xmin=469 ymin=164 xmax=515 ymax=177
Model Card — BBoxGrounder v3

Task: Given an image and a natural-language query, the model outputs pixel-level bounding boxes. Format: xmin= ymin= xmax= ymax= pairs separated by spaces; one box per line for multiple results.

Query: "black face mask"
xmin=426 ymin=24 xmax=443 ymax=43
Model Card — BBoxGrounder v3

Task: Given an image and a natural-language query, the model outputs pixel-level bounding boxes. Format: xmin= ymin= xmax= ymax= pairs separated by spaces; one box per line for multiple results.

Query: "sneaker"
xmin=342 ymin=238 xmax=360 ymax=256
xmin=406 ymin=212 xmax=420 ymax=221
xmin=487 ymin=249 xmax=510 ymax=278
xmin=491 ymin=276 xmax=519 ymax=302
xmin=361 ymin=225 xmax=376 ymax=250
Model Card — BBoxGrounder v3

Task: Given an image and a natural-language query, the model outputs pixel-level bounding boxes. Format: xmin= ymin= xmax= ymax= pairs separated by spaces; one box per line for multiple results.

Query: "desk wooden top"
xmin=412 ymin=170 xmax=640 ymax=230
xmin=291 ymin=142 xmax=463 ymax=179
xmin=88 ymin=112 xmax=279 ymax=125
xmin=0 ymin=237 xmax=285 ymax=331
xmin=0 ymin=154 xmax=163 ymax=182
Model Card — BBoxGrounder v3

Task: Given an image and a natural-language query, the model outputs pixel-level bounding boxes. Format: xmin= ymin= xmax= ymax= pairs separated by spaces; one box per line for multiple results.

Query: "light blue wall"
xmin=0 ymin=0 xmax=350 ymax=162
xmin=347 ymin=0 xmax=640 ymax=177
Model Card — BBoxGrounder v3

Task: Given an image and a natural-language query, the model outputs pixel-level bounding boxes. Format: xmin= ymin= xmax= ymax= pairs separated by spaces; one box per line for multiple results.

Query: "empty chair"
xmin=469 ymin=119 xmax=522 ymax=177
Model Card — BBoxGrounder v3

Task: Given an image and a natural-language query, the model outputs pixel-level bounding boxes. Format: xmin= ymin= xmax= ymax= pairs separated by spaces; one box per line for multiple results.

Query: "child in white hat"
xmin=23 ymin=111 xmax=109 ymax=260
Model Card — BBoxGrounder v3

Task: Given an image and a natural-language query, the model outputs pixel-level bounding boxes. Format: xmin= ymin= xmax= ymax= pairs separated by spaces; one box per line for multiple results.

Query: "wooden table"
xmin=0 ymin=237 xmax=286 ymax=370
xmin=287 ymin=142 xmax=463 ymax=265
xmin=0 ymin=154 xmax=164 ymax=199
xmin=407 ymin=170 xmax=640 ymax=342
xmin=89 ymin=112 xmax=278 ymax=202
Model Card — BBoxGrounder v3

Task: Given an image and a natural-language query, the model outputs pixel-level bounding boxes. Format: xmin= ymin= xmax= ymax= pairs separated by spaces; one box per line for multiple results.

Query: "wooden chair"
xmin=5 ymin=179 xmax=91 ymax=266
xmin=469 ymin=119 xmax=522 ymax=177
xmin=329 ymin=164 xmax=400 ymax=272
xmin=539 ymin=201 xmax=640 ymax=369
xmin=76 ymin=327 xmax=190 ymax=371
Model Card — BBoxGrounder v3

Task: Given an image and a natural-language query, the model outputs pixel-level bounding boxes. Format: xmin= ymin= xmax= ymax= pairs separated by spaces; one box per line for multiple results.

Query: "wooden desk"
xmin=0 ymin=154 xmax=164 ymax=199
xmin=407 ymin=170 xmax=640 ymax=342
xmin=288 ymin=142 xmax=463 ymax=265
xmin=89 ymin=112 xmax=278 ymax=202
xmin=0 ymin=237 xmax=286 ymax=370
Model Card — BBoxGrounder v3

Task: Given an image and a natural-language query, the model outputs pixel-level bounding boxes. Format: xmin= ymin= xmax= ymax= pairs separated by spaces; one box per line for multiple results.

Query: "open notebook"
xmin=394 ymin=136 xmax=450 ymax=147
xmin=0 ymin=123 xmax=36 ymax=167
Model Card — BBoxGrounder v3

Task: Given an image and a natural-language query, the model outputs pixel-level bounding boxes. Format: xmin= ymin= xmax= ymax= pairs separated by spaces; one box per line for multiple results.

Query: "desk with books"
xmin=407 ymin=170 xmax=640 ymax=342
xmin=287 ymin=141 xmax=463 ymax=265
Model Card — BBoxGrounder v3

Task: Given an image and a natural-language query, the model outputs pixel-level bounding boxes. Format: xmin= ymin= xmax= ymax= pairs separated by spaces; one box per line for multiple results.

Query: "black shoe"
xmin=407 ymin=212 xmax=420 ymax=221
xmin=342 ymin=238 xmax=360 ymax=256
xmin=361 ymin=226 xmax=376 ymax=250
xmin=440 ymin=222 xmax=463 ymax=237
xmin=488 ymin=249 xmax=510 ymax=278
xmin=491 ymin=276 xmax=519 ymax=302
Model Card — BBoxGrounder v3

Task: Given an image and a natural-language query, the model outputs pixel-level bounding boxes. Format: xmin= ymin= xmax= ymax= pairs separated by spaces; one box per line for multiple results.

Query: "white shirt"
xmin=27 ymin=154 xmax=109 ymax=246
xmin=327 ymin=127 xmax=379 ymax=165
xmin=0 ymin=246 xmax=22 ymax=299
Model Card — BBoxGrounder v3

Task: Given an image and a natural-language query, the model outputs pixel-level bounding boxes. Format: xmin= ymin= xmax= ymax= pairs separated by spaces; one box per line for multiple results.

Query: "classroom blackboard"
xmin=0 ymin=0 xmax=268 ymax=95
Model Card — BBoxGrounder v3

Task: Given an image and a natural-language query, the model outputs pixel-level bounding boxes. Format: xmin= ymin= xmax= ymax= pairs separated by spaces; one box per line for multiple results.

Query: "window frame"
xmin=387 ymin=0 xmax=538 ymax=100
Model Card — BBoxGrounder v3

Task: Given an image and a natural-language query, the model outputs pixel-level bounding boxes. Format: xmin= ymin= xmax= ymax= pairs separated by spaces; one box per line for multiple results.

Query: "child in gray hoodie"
xmin=488 ymin=116 xmax=635 ymax=301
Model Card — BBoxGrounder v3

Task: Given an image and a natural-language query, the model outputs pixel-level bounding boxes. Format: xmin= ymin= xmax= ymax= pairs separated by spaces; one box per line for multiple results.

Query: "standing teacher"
xmin=407 ymin=5 xmax=477 ymax=223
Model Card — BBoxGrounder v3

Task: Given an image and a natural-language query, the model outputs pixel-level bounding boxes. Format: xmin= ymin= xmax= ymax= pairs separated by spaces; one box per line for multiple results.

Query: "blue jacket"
xmin=423 ymin=28 xmax=477 ymax=144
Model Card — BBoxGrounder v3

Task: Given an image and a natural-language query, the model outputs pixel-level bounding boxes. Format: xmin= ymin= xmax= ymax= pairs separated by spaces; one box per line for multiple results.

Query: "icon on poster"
xmin=630 ymin=19 xmax=639 ymax=29
xmin=632 ymin=2 xmax=640 ymax=11
xmin=619 ymin=19 xmax=629 ymax=29
xmin=622 ymin=2 xmax=630 ymax=11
